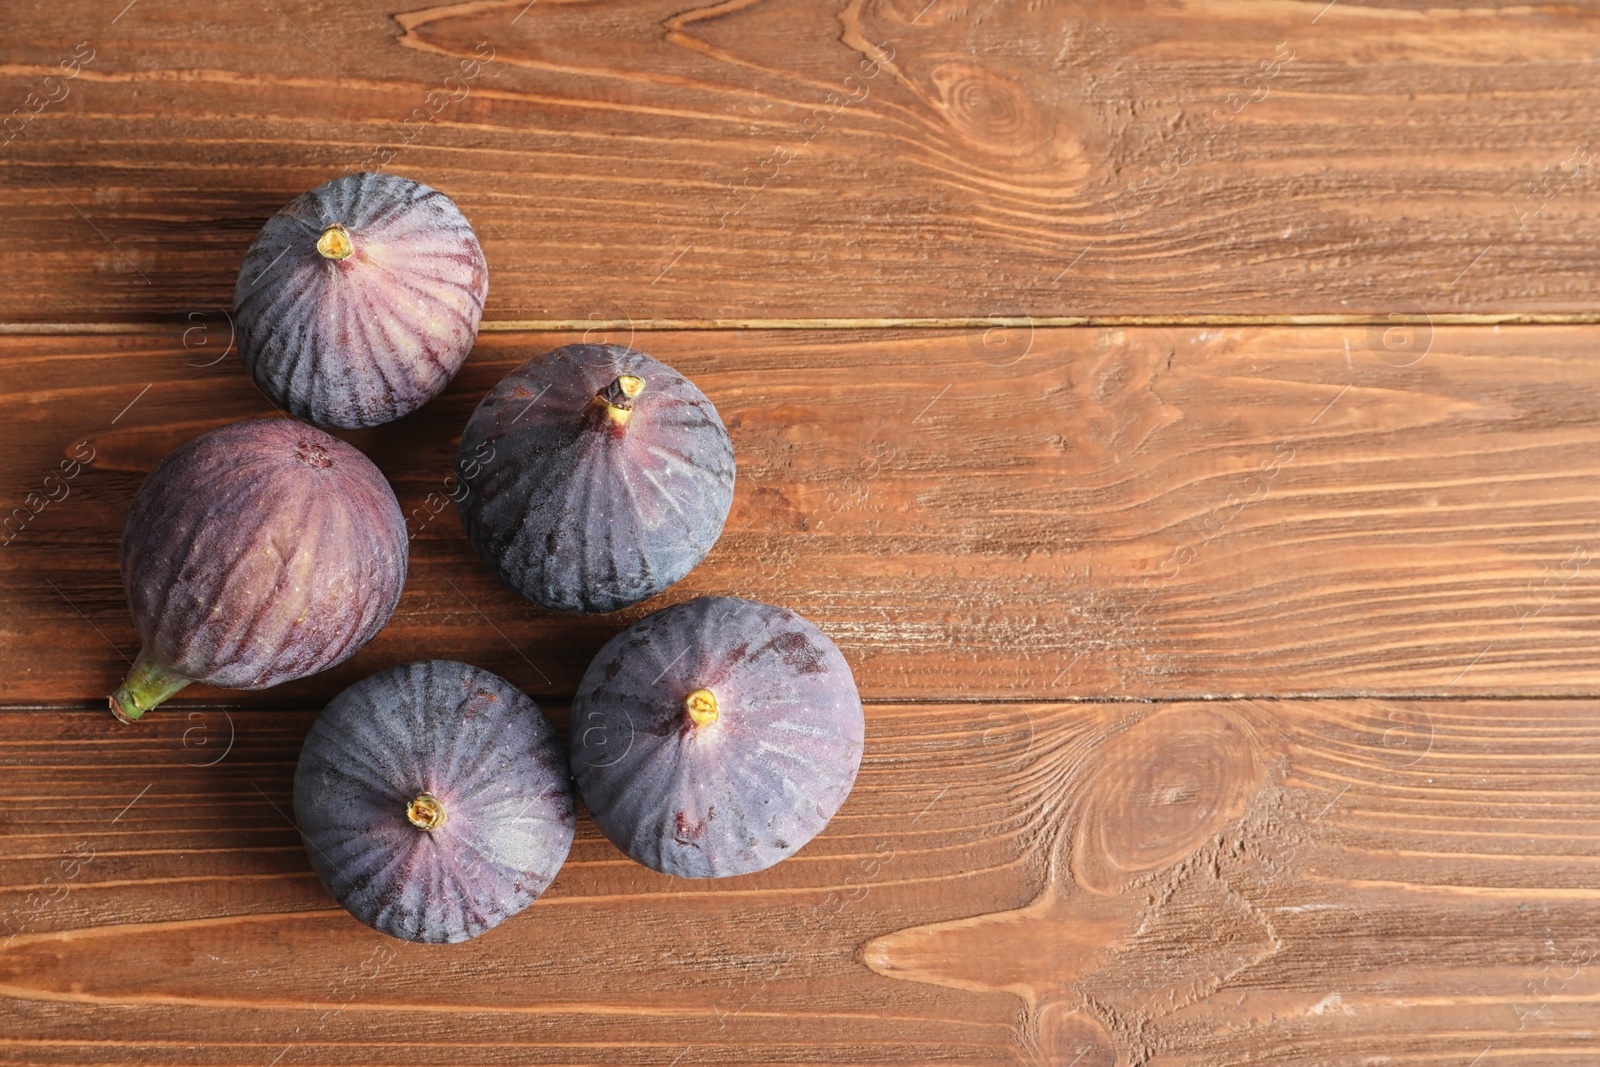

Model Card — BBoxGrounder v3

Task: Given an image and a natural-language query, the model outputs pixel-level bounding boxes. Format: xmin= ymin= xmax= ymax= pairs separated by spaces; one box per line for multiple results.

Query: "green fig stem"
xmin=109 ymin=647 xmax=194 ymax=724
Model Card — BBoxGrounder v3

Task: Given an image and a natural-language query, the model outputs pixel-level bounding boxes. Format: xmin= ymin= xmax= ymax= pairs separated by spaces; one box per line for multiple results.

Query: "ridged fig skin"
xmin=294 ymin=661 xmax=576 ymax=944
xmin=121 ymin=418 xmax=407 ymax=690
xmin=233 ymin=172 xmax=488 ymax=429
xmin=456 ymin=344 xmax=736 ymax=613
xmin=571 ymin=596 xmax=864 ymax=878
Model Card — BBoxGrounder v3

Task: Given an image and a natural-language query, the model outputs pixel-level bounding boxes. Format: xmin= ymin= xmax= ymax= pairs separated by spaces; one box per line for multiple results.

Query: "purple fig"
xmin=571 ymin=596 xmax=864 ymax=878
xmin=233 ymin=172 xmax=488 ymax=428
xmin=456 ymin=344 xmax=735 ymax=613
xmin=294 ymin=660 xmax=576 ymax=944
xmin=110 ymin=418 xmax=407 ymax=721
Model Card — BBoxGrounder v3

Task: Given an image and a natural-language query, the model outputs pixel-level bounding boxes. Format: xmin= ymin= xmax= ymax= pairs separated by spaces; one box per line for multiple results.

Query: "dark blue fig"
xmin=456 ymin=344 xmax=735 ymax=613
xmin=294 ymin=661 xmax=576 ymax=944
xmin=111 ymin=418 xmax=406 ymax=721
xmin=571 ymin=596 xmax=864 ymax=878
xmin=233 ymin=172 xmax=488 ymax=428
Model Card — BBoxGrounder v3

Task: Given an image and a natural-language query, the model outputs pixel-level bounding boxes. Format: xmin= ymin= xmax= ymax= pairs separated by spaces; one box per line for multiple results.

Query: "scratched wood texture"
xmin=6 ymin=325 xmax=1600 ymax=706
xmin=7 ymin=0 xmax=1600 ymax=1064
xmin=1 ymin=699 xmax=1597 ymax=1067
xmin=5 ymin=0 xmax=1600 ymax=321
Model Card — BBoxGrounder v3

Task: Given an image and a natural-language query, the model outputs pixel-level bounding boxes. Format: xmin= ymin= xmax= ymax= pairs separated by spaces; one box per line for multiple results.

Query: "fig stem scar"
xmin=406 ymin=792 xmax=447 ymax=831
xmin=316 ymin=224 xmax=354 ymax=261
xmin=593 ymin=374 xmax=646 ymax=428
xmin=109 ymin=646 xmax=194 ymax=723
xmin=685 ymin=688 xmax=719 ymax=727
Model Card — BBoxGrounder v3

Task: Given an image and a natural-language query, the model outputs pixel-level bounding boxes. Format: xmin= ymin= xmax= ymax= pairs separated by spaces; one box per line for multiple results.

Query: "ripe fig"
xmin=456 ymin=344 xmax=735 ymax=613
xmin=294 ymin=661 xmax=576 ymax=944
xmin=111 ymin=418 xmax=406 ymax=721
xmin=233 ymin=172 xmax=488 ymax=428
xmin=571 ymin=596 xmax=864 ymax=878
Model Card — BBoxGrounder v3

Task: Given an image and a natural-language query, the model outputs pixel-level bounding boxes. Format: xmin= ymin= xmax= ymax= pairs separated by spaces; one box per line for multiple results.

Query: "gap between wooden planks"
xmin=10 ymin=314 xmax=1600 ymax=334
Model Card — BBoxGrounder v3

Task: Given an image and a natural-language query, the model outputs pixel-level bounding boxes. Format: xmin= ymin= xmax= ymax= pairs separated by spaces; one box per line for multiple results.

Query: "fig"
xmin=294 ymin=660 xmax=576 ymax=943
xmin=571 ymin=596 xmax=863 ymax=878
xmin=233 ymin=172 xmax=488 ymax=428
xmin=110 ymin=418 xmax=407 ymax=721
xmin=456 ymin=344 xmax=735 ymax=613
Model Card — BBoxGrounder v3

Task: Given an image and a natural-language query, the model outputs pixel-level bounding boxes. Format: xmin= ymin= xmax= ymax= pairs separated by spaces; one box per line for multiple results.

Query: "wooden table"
xmin=3 ymin=2 xmax=1599 ymax=1063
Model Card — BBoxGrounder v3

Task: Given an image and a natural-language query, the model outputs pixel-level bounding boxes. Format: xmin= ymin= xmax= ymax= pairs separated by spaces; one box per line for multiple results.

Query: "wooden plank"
xmin=0 ymin=698 xmax=1595 ymax=1065
xmin=5 ymin=325 xmax=1600 ymax=705
xmin=4 ymin=1 xmax=1600 ymax=322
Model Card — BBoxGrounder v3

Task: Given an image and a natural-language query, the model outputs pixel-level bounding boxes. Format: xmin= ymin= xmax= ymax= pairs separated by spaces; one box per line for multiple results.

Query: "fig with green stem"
xmin=111 ymin=418 xmax=407 ymax=721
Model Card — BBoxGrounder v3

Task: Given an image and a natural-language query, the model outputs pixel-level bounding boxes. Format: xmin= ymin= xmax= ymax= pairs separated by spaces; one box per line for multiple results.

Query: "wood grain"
xmin=0 ymin=698 xmax=1595 ymax=1065
xmin=6 ymin=5 xmax=1600 ymax=1058
xmin=5 ymin=325 xmax=1600 ymax=706
xmin=5 ymin=1 xmax=1600 ymax=322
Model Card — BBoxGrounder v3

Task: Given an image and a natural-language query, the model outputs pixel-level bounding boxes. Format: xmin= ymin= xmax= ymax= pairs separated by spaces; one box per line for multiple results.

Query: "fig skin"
xmin=111 ymin=418 xmax=407 ymax=721
xmin=571 ymin=596 xmax=864 ymax=878
xmin=294 ymin=660 xmax=576 ymax=944
xmin=233 ymin=172 xmax=489 ymax=429
xmin=456 ymin=344 xmax=736 ymax=614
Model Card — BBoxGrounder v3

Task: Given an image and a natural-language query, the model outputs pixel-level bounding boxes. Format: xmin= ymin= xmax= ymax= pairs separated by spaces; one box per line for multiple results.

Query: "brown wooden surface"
xmin=7 ymin=326 xmax=1600 ymax=705
xmin=6 ymin=0 xmax=1600 ymax=1063
xmin=6 ymin=0 xmax=1600 ymax=321
xmin=1 ymin=699 xmax=1598 ymax=1066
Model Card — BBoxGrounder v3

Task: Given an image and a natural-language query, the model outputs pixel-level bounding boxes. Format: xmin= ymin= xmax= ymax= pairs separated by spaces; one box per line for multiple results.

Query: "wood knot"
xmin=930 ymin=62 xmax=1045 ymax=156
xmin=1034 ymin=1005 xmax=1115 ymax=1067
xmin=1072 ymin=706 xmax=1264 ymax=895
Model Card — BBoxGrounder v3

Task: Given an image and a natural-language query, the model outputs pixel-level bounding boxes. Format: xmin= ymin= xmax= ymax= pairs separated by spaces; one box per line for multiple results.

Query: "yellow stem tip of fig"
xmin=406 ymin=792 xmax=447 ymax=831
xmin=316 ymin=224 xmax=354 ymax=261
xmin=685 ymin=688 xmax=719 ymax=727
xmin=596 ymin=375 xmax=647 ymax=427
